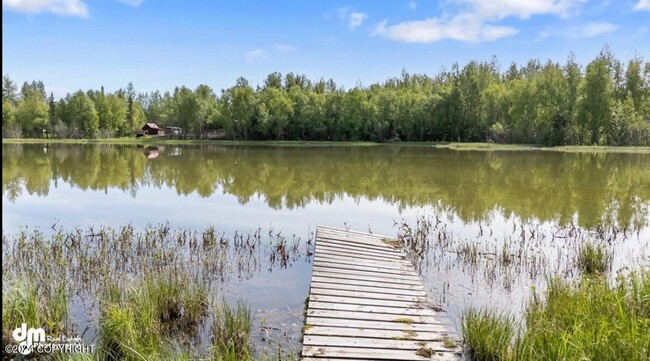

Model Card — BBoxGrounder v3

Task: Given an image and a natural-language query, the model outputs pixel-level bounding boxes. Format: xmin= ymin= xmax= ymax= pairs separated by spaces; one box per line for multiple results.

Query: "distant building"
xmin=141 ymin=123 xmax=165 ymax=136
xmin=166 ymin=126 xmax=183 ymax=136
xmin=206 ymin=129 xmax=227 ymax=139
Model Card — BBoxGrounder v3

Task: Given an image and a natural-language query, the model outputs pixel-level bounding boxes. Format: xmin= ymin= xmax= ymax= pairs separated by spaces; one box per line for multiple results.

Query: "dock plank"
xmin=310 ymin=276 xmax=425 ymax=291
xmin=305 ymin=316 xmax=451 ymax=331
xmin=302 ymin=226 xmax=460 ymax=361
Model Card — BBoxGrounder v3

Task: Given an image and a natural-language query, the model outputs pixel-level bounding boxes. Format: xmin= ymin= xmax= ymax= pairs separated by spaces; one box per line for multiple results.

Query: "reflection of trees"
xmin=3 ymin=144 xmax=650 ymax=228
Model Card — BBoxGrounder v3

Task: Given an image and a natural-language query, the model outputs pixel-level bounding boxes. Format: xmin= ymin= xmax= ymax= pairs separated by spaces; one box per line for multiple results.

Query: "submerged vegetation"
xmin=3 ymin=49 xmax=649 ymax=145
xmin=2 ymin=224 xmax=311 ymax=359
xmin=395 ymin=214 xmax=649 ymax=360
xmin=1 ymin=214 xmax=648 ymax=359
xmin=395 ymin=214 xmax=646 ymax=290
xmin=576 ymin=242 xmax=611 ymax=276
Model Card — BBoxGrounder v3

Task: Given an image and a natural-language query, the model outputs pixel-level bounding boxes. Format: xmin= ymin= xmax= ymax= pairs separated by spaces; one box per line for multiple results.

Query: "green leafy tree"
xmin=195 ymin=84 xmax=219 ymax=137
xmin=15 ymin=90 xmax=48 ymax=137
xmin=625 ymin=58 xmax=644 ymax=112
xmin=172 ymin=86 xmax=199 ymax=137
xmin=261 ymin=87 xmax=293 ymax=139
xmin=578 ymin=59 xmax=613 ymax=145
xmin=534 ymin=61 xmax=569 ymax=145
xmin=68 ymin=91 xmax=99 ymax=138
xmin=107 ymin=94 xmax=127 ymax=136
xmin=2 ymin=99 xmax=19 ymax=137
xmin=607 ymin=95 xmax=648 ymax=145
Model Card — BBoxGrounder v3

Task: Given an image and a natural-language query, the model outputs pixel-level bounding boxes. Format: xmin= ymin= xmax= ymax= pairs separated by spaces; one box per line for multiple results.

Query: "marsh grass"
xmin=463 ymin=271 xmax=650 ymax=361
xmin=2 ymin=278 xmax=68 ymax=347
xmin=462 ymin=309 xmax=515 ymax=361
xmin=212 ymin=300 xmax=252 ymax=360
xmin=98 ymin=271 xmax=209 ymax=360
xmin=1 ymin=224 xmax=308 ymax=360
xmin=576 ymin=242 xmax=611 ymax=276
xmin=396 ymin=214 xmax=643 ymax=291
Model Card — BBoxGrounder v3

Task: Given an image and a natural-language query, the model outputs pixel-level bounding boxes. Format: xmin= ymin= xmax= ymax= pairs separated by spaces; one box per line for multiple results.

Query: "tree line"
xmin=2 ymin=49 xmax=649 ymax=145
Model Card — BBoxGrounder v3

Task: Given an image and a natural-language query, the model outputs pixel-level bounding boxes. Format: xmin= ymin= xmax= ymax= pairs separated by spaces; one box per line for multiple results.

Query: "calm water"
xmin=4 ymin=143 xmax=650 ymax=231
xmin=3 ymin=143 xmax=650 ymax=354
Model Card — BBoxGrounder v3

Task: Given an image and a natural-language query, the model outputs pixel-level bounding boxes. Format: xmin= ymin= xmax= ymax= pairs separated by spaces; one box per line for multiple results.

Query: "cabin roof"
xmin=143 ymin=122 xmax=160 ymax=130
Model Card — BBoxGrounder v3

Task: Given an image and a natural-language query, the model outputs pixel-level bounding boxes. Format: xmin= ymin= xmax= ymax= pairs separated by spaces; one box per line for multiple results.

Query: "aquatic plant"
xmin=462 ymin=308 xmax=515 ymax=361
xmin=576 ymin=242 xmax=611 ymax=276
xmin=98 ymin=270 xmax=209 ymax=360
xmin=462 ymin=271 xmax=650 ymax=361
xmin=212 ymin=300 xmax=252 ymax=360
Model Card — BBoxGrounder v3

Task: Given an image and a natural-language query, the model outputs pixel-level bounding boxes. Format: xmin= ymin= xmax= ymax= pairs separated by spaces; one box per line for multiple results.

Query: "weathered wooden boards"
xmin=302 ymin=226 xmax=462 ymax=360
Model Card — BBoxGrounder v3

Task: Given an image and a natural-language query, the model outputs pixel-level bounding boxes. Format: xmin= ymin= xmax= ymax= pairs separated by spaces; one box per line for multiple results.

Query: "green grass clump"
xmin=212 ymin=300 xmax=252 ymax=361
xmin=2 ymin=279 xmax=68 ymax=345
xmin=99 ymin=272 xmax=208 ymax=360
xmin=462 ymin=270 xmax=650 ymax=361
xmin=516 ymin=272 xmax=650 ymax=361
xmin=462 ymin=308 xmax=515 ymax=361
xmin=576 ymin=242 xmax=611 ymax=276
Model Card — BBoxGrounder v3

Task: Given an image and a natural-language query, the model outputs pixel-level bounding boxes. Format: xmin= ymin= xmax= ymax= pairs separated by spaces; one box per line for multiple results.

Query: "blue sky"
xmin=3 ymin=0 xmax=649 ymax=98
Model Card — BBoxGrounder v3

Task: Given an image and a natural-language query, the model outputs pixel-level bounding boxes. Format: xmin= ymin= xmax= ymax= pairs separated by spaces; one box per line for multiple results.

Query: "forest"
xmin=2 ymin=49 xmax=649 ymax=146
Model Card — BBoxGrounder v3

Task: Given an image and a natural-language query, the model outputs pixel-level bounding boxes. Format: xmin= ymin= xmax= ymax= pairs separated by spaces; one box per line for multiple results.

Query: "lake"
xmin=3 ymin=143 xmax=650 ymax=357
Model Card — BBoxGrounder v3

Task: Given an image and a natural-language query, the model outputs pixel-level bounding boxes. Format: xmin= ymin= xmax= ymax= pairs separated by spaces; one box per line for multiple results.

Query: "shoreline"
xmin=3 ymin=138 xmax=650 ymax=153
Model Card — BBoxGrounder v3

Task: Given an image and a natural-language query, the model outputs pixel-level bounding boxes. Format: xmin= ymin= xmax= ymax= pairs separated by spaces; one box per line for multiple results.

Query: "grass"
xmin=462 ymin=309 xmax=515 ymax=361
xmin=98 ymin=271 xmax=209 ymax=360
xmin=4 ymin=138 xmax=650 ymax=152
xmin=212 ymin=300 xmax=252 ymax=361
xmin=2 ymin=278 xmax=68 ymax=345
xmin=2 ymin=224 xmax=306 ymax=360
xmin=576 ymin=242 xmax=611 ymax=276
xmin=462 ymin=270 xmax=650 ymax=361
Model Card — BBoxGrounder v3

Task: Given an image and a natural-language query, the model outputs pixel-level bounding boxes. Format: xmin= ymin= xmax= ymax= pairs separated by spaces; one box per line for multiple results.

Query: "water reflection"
xmin=3 ymin=143 xmax=649 ymax=229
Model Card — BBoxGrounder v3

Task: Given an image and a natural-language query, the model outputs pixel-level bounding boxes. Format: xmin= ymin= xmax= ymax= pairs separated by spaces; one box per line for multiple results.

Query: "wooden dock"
xmin=302 ymin=226 xmax=462 ymax=360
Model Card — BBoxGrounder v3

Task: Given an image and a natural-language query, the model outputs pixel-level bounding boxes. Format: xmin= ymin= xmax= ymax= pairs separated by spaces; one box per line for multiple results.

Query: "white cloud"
xmin=348 ymin=11 xmax=367 ymax=30
xmin=373 ymin=0 xmax=584 ymax=43
xmin=463 ymin=0 xmax=583 ymax=20
xmin=117 ymin=0 xmax=143 ymax=7
xmin=244 ymin=49 xmax=265 ymax=64
xmin=333 ymin=7 xmax=367 ymax=31
xmin=633 ymin=0 xmax=650 ymax=11
xmin=576 ymin=22 xmax=618 ymax=37
xmin=273 ymin=44 xmax=294 ymax=52
xmin=373 ymin=13 xmax=518 ymax=43
xmin=2 ymin=0 xmax=89 ymax=17
xmin=408 ymin=1 xmax=417 ymax=9
xmin=540 ymin=22 xmax=619 ymax=39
